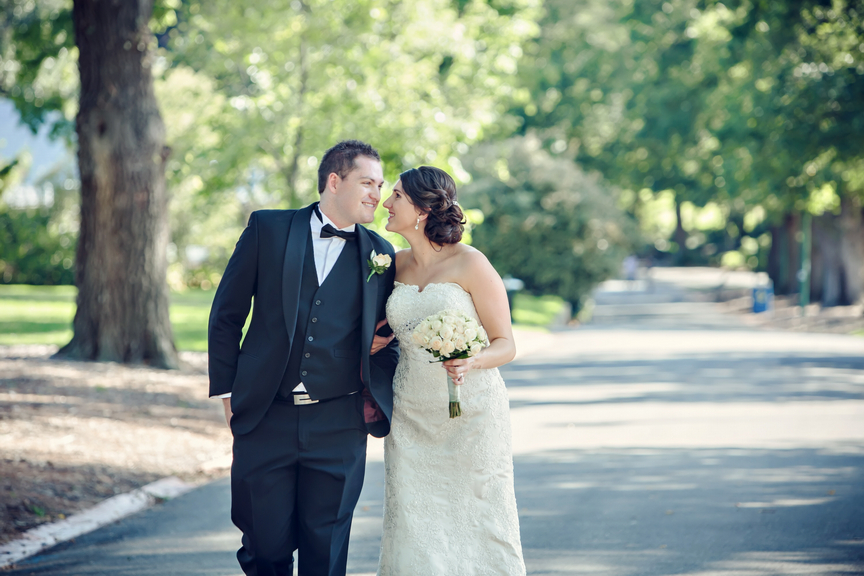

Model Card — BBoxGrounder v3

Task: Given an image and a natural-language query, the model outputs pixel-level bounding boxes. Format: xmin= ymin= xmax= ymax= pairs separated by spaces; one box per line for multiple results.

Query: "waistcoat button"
xmin=305 ymin=353 xmax=310 ymax=358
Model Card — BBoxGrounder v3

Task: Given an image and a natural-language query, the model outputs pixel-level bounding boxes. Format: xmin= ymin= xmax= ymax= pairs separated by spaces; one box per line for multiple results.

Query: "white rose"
xmin=412 ymin=331 xmax=426 ymax=345
xmin=478 ymin=326 xmax=487 ymax=341
xmin=430 ymin=337 xmax=443 ymax=351
xmin=454 ymin=336 xmax=467 ymax=350
xmin=454 ymin=322 xmax=465 ymax=335
xmin=431 ymin=320 xmax=443 ymax=332
xmin=442 ymin=314 xmax=457 ymax=326
xmin=441 ymin=339 xmax=456 ymax=355
xmin=372 ymin=253 xmax=391 ymax=268
xmin=440 ymin=325 xmax=454 ymax=339
xmin=464 ymin=327 xmax=477 ymax=341
xmin=470 ymin=342 xmax=483 ymax=356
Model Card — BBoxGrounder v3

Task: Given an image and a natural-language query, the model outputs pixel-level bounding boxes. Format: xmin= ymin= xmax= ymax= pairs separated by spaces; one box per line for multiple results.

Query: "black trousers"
xmin=231 ymin=393 xmax=368 ymax=576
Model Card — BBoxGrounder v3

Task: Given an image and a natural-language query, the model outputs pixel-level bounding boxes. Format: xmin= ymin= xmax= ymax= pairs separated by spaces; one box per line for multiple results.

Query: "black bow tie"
xmin=320 ymin=224 xmax=357 ymax=241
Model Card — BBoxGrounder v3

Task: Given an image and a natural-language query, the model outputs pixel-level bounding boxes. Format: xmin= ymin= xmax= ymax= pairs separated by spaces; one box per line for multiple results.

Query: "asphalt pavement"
xmin=8 ymin=273 xmax=864 ymax=575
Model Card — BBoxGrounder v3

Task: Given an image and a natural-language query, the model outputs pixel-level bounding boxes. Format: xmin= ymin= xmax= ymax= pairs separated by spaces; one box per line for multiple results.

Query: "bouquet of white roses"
xmin=411 ymin=310 xmax=488 ymax=418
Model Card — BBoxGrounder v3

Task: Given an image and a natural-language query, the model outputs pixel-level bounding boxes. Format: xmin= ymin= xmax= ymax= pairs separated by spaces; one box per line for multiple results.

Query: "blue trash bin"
xmin=752 ymin=284 xmax=774 ymax=313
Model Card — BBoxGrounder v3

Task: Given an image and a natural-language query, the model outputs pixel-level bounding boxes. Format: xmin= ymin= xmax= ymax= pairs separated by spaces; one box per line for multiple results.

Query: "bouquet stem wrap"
xmin=447 ymin=376 xmax=461 ymax=418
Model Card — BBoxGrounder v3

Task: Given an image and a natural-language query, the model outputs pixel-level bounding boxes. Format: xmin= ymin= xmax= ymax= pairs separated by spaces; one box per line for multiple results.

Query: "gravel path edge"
xmin=0 ymin=475 xmax=196 ymax=569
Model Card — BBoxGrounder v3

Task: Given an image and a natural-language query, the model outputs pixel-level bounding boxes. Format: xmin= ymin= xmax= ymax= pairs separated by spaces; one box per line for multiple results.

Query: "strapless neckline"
xmin=393 ymin=281 xmax=468 ymax=295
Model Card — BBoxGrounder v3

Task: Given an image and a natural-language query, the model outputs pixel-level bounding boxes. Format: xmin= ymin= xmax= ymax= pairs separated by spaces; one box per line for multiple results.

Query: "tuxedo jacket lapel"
xmin=357 ymin=226 xmax=377 ymax=384
xmin=281 ymin=204 xmax=315 ymax=344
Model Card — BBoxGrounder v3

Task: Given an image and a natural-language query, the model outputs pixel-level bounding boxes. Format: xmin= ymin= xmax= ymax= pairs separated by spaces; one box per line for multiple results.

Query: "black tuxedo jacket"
xmin=208 ymin=204 xmax=399 ymax=437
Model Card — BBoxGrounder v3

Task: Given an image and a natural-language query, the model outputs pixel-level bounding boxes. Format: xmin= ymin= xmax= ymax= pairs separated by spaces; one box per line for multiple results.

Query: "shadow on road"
xmin=515 ymin=447 xmax=864 ymax=576
xmin=505 ymin=353 xmax=864 ymax=407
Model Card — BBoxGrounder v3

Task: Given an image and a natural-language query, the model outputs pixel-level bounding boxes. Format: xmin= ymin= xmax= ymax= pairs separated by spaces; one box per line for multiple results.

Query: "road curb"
xmin=0 ymin=476 xmax=195 ymax=569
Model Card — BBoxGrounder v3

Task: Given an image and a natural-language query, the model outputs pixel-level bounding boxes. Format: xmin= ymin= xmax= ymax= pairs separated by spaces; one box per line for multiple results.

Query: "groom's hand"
xmin=370 ymin=319 xmax=395 ymax=355
xmin=221 ymin=397 xmax=232 ymax=428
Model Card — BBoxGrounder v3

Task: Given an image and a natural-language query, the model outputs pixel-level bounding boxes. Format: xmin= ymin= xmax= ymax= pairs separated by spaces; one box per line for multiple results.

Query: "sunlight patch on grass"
xmin=0 ymin=284 xmax=76 ymax=301
xmin=0 ymin=287 xmax=75 ymax=346
xmin=511 ymin=293 xmax=566 ymax=328
xmin=0 ymin=285 xmax=220 ymax=352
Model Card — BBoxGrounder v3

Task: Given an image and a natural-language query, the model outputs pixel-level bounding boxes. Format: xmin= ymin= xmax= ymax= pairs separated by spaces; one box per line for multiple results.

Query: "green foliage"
xmin=150 ymin=0 xmax=540 ymax=286
xmin=0 ymin=203 xmax=76 ymax=284
xmin=162 ymin=0 xmax=539 ymax=200
xmin=461 ymin=135 xmax=639 ymax=310
xmin=707 ymin=0 xmax=864 ymax=211
xmin=509 ymin=0 xmax=864 ymax=273
xmin=0 ymin=158 xmax=78 ymax=285
xmin=7 ymin=0 xmax=863 ymax=298
xmin=0 ymin=0 xmax=77 ymax=138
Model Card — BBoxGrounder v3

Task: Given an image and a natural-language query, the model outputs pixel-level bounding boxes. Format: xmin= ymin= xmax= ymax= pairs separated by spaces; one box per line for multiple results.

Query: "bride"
xmin=377 ymin=166 xmax=525 ymax=575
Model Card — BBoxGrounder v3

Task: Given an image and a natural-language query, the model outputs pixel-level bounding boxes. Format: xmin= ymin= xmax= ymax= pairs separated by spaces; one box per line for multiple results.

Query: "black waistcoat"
xmin=278 ymin=233 xmax=364 ymax=399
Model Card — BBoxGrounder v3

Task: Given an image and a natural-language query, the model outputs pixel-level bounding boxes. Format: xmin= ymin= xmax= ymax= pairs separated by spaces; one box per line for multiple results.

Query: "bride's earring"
xmin=415 ymin=217 xmax=420 ymax=230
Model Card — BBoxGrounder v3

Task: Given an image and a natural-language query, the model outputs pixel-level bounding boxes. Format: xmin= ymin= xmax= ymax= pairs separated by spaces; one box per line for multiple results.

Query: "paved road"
xmin=9 ymin=276 xmax=864 ymax=575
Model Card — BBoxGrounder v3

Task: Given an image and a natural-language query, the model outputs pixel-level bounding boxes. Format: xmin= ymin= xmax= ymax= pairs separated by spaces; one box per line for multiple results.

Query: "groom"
xmin=208 ymin=140 xmax=399 ymax=576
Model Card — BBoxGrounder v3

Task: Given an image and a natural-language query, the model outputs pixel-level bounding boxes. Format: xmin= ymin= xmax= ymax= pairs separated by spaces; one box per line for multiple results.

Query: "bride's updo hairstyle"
xmin=400 ymin=166 xmax=465 ymax=245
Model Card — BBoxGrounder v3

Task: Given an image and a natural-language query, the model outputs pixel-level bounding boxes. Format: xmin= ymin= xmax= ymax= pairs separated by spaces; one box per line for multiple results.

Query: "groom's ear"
xmin=326 ymin=172 xmax=341 ymax=193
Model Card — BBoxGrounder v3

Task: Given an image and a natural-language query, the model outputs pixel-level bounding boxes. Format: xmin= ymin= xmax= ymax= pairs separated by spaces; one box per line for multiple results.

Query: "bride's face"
xmin=383 ymin=180 xmax=423 ymax=233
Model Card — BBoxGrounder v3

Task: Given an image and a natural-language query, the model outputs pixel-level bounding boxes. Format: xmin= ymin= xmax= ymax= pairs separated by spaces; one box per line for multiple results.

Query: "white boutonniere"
xmin=366 ymin=250 xmax=392 ymax=282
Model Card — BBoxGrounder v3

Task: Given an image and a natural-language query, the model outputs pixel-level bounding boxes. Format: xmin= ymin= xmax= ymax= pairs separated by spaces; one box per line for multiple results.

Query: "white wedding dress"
xmin=378 ymin=281 xmax=525 ymax=576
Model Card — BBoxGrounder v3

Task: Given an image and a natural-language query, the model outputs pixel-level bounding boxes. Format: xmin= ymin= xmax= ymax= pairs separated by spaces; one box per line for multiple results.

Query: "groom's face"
xmin=331 ymin=156 xmax=384 ymax=225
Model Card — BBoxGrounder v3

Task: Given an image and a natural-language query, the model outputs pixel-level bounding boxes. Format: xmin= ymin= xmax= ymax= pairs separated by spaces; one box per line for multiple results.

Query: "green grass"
xmin=511 ymin=293 xmax=567 ymax=330
xmin=0 ymin=284 xmax=217 ymax=351
xmin=0 ymin=285 xmax=76 ymax=346
xmin=0 ymin=284 xmax=566 ymax=350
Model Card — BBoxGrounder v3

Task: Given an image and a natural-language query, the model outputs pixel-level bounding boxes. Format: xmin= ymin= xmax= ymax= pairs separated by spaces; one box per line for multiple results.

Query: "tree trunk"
xmin=812 ymin=213 xmax=841 ymax=306
xmin=809 ymin=197 xmax=864 ymax=307
xmin=767 ymin=212 xmax=800 ymax=296
xmin=673 ymin=197 xmax=688 ymax=265
xmin=838 ymin=195 xmax=864 ymax=305
xmin=282 ymin=38 xmax=309 ymax=208
xmin=56 ymin=0 xmax=178 ymax=368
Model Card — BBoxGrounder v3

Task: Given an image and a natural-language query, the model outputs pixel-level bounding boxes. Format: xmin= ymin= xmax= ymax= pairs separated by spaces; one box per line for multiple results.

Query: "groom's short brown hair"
xmin=318 ymin=140 xmax=381 ymax=193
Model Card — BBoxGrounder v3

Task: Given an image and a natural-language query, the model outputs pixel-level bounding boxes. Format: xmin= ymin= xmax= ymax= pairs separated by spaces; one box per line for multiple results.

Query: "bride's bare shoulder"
xmin=452 ymin=243 xmax=486 ymax=264
xmin=394 ymin=248 xmax=412 ymax=268
xmin=452 ymin=245 xmax=498 ymax=284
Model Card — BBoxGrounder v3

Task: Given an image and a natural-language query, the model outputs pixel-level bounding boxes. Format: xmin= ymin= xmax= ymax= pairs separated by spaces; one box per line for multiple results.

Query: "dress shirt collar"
xmin=311 ymin=202 xmax=356 ymax=237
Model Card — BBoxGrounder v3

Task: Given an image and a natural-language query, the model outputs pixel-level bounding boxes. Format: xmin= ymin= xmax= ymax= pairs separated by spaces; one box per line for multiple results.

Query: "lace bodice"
xmin=378 ymin=281 xmax=525 ymax=576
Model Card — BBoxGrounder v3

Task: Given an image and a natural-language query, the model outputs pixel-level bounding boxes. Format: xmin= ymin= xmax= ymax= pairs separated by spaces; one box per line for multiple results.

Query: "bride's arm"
xmin=442 ymin=250 xmax=515 ymax=381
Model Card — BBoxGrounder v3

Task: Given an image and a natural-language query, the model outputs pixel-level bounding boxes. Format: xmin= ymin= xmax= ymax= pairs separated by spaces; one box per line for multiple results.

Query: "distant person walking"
xmin=623 ymin=254 xmax=639 ymax=289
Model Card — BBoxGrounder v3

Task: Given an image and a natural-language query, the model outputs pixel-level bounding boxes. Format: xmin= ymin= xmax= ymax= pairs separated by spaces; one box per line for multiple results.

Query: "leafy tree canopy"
xmin=461 ymin=135 xmax=639 ymax=310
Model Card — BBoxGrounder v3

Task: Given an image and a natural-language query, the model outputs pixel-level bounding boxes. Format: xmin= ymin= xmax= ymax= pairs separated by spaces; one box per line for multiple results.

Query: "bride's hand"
xmin=371 ymin=318 xmax=395 ymax=355
xmin=443 ymin=357 xmax=477 ymax=385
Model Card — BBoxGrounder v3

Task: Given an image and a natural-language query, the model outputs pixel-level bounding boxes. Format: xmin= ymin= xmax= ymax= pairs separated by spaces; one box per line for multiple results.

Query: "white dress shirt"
xmin=310 ymin=205 xmax=355 ymax=285
xmin=216 ymin=205 xmax=356 ymax=398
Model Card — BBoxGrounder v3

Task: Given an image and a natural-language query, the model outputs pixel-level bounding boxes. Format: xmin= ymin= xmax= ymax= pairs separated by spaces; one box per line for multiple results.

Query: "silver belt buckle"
xmin=293 ymin=392 xmax=319 ymax=406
